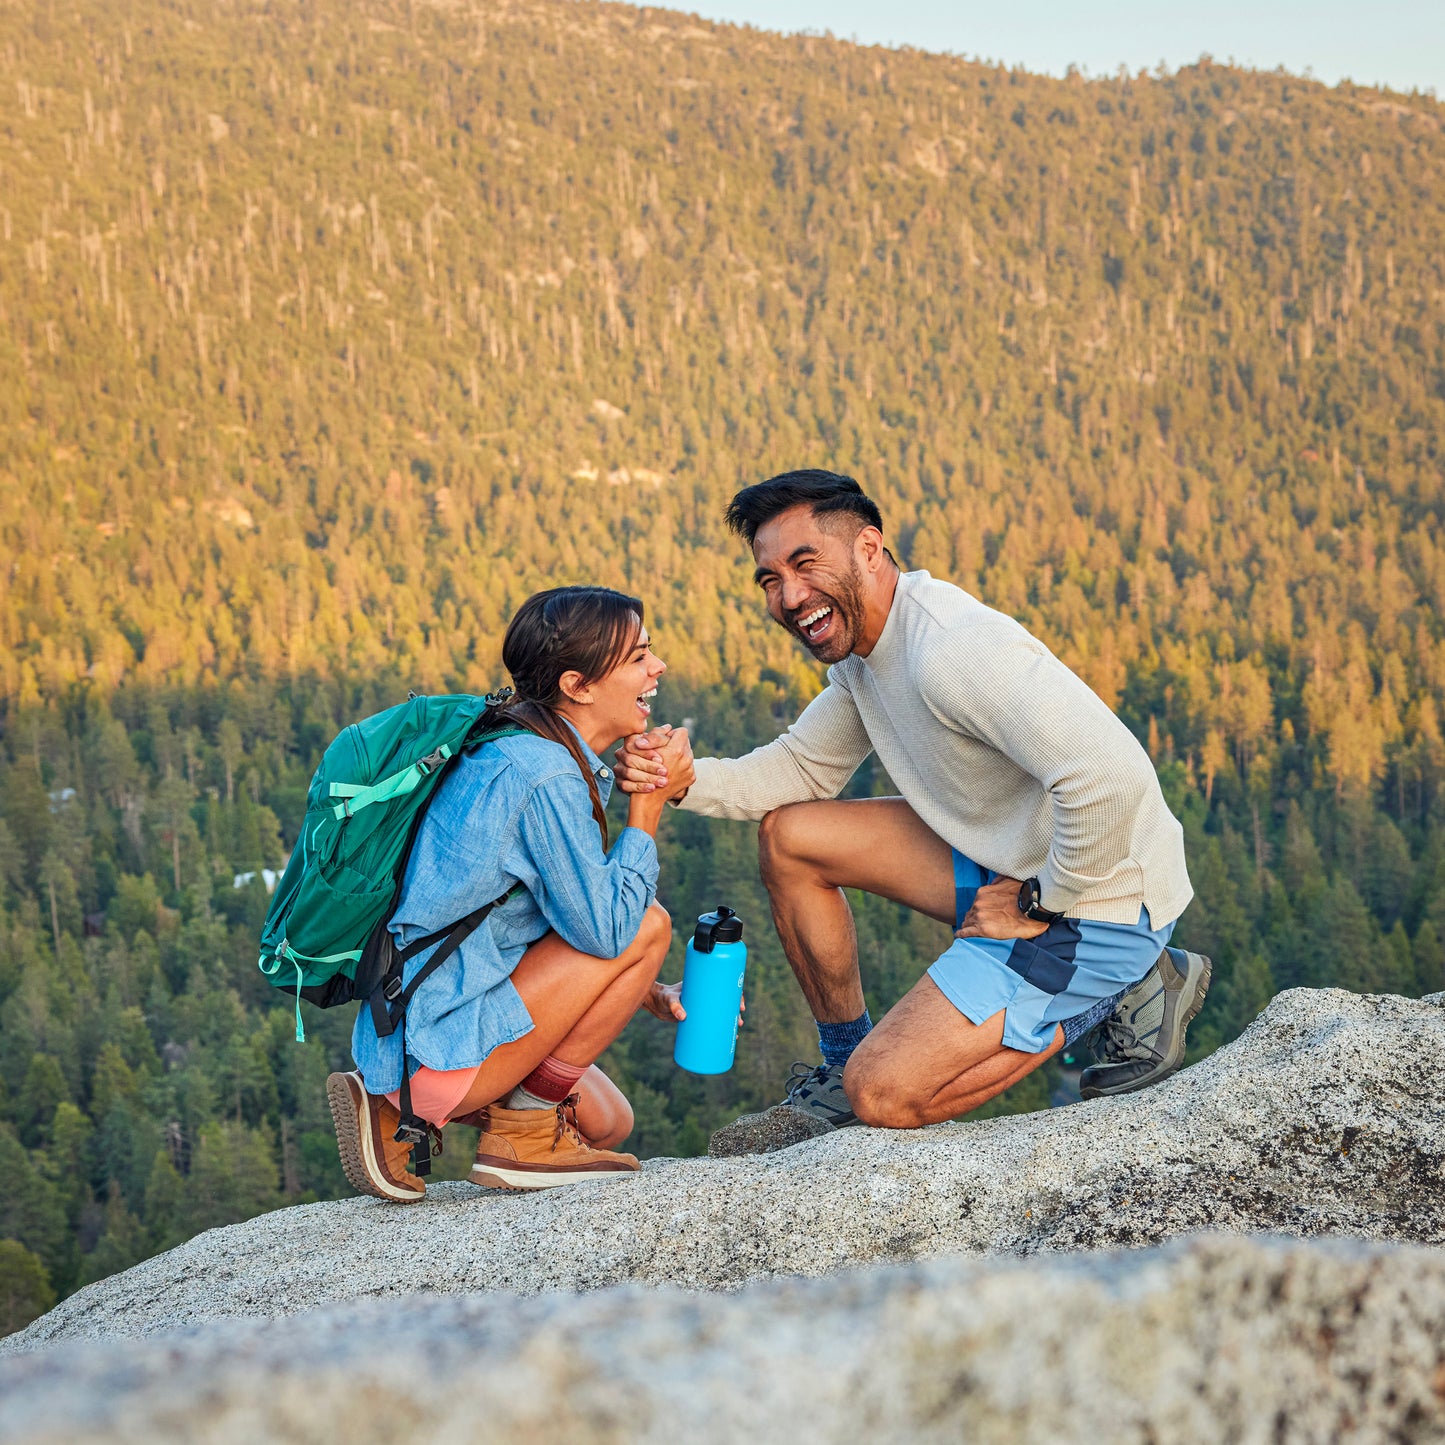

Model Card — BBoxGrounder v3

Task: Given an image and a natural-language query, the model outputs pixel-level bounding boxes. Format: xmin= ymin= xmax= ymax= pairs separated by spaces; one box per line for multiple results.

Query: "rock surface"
xmin=6 ymin=987 xmax=1443 ymax=1352
xmin=707 ymin=1099 xmax=833 ymax=1155
xmin=1 ymin=1235 xmax=1443 ymax=1443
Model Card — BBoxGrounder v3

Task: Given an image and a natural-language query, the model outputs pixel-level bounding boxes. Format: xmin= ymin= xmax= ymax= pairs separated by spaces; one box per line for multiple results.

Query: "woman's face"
xmin=563 ymin=618 xmax=667 ymax=748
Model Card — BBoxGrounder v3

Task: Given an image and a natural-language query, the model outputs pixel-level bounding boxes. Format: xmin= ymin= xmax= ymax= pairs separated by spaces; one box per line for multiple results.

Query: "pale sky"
xmin=648 ymin=1 xmax=1442 ymax=96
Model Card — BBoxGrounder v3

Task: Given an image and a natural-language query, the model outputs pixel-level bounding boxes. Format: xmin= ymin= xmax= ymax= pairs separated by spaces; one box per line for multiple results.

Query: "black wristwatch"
xmin=1018 ymin=877 xmax=1066 ymax=925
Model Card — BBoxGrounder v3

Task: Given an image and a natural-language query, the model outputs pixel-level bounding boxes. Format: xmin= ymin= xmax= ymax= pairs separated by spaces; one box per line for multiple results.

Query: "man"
xmin=617 ymin=470 xmax=1210 ymax=1148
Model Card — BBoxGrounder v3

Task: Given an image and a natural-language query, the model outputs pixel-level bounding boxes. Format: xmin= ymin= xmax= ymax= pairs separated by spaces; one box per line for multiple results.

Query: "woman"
xmin=326 ymin=586 xmax=695 ymax=1201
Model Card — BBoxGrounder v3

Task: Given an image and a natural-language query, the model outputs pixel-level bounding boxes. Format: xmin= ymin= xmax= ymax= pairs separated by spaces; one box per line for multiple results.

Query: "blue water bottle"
xmin=673 ymin=905 xmax=747 ymax=1075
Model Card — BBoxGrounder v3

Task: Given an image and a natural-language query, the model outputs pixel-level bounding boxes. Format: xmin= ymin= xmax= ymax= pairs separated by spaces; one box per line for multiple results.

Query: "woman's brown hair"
xmin=482 ymin=585 xmax=644 ymax=846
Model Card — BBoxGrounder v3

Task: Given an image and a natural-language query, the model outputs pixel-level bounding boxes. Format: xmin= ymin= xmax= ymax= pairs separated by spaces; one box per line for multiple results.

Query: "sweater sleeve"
xmin=918 ymin=633 xmax=1159 ymax=915
xmin=679 ymin=678 xmax=873 ymax=822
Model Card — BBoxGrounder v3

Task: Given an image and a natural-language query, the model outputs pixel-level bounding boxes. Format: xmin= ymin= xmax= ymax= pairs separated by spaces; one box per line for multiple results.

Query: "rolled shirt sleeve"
xmin=508 ymin=770 xmax=659 ymax=959
xmin=681 ymin=679 xmax=874 ymax=821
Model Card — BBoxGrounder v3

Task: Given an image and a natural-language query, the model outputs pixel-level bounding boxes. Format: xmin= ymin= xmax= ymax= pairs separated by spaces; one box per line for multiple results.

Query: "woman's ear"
xmin=558 ymin=669 xmax=592 ymax=705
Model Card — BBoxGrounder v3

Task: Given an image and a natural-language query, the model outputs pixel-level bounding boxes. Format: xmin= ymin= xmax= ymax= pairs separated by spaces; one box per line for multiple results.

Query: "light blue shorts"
xmin=927 ymin=852 xmax=1174 ymax=1054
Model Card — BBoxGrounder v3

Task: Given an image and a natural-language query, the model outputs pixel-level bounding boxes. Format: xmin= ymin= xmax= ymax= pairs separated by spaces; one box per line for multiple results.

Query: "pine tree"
xmin=0 ymin=1239 xmax=56 ymax=1336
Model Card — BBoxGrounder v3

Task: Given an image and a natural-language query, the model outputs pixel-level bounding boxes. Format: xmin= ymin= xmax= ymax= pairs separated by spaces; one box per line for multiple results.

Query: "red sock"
xmin=505 ymin=1055 xmax=587 ymax=1109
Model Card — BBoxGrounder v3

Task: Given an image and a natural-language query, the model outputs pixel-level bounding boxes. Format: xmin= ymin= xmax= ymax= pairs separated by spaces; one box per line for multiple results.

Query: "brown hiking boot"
xmin=326 ymin=1071 xmax=426 ymax=1203
xmin=470 ymin=1094 xmax=640 ymax=1191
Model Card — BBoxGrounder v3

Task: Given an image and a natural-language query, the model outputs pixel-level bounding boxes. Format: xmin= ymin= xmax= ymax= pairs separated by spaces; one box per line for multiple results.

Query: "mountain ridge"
xmin=0 ymin=0 xmax=1442 ymax=808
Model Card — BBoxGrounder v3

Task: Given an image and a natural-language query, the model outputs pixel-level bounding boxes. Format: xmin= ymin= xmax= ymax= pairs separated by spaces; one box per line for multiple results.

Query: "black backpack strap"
xmin=369 ymin=893 xmax=508 ymax=1040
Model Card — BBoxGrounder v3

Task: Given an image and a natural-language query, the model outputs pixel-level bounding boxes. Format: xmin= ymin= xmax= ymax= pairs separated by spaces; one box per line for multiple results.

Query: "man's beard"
xmin=783 ymin=562 xmax=866 ymax=664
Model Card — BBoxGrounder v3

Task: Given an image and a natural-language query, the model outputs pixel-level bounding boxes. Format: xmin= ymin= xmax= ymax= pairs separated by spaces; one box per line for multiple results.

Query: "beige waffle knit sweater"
xmin=682 ymin=570 xmax=1192 ymax=927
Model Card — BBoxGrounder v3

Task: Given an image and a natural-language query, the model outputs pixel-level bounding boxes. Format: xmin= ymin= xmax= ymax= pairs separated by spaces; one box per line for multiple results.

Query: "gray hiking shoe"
xmin=707 ymin=1061 xmax=859 ymax=1158
xmin=1079 ymin=947 xmax=1213 ymax=1099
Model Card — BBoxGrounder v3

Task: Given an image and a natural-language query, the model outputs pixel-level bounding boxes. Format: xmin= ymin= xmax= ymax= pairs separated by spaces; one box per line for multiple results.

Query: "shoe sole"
xmin=469 ymin=1162 xmax=638 ymax=1191
xmin=1079 ymin=951 xmax=1214 ymax=1100
xmin=326 ymin=1072 xmax=424 ymax=1204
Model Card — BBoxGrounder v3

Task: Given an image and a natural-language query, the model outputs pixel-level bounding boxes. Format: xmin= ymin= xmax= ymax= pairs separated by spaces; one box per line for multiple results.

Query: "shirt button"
xmin=599 ymin=768 xmax=610 ymax=779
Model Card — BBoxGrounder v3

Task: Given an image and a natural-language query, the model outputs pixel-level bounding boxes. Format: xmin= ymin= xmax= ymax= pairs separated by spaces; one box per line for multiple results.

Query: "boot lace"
xmin=552 ymin=1093 xmax=587 ymax=1152
xmin=1095 ymin=1015 xmax=1148 ymax=1064
xmin=784 ymin=1060 xmax=832 ymax=1104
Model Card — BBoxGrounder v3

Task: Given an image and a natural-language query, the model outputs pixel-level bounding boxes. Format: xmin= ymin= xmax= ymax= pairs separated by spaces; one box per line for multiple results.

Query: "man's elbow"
xmin=1129 ymin=750 xmax=1165 ymax=808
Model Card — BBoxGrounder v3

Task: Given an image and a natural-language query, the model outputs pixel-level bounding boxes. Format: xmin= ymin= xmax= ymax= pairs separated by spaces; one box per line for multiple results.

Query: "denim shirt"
xmin=350 ymin=725 xmax=659 ymax=1093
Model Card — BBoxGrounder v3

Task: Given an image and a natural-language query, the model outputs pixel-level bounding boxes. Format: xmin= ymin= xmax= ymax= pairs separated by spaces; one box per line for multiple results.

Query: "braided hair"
xmin=481 ymin=586 xmax=644 ymax=847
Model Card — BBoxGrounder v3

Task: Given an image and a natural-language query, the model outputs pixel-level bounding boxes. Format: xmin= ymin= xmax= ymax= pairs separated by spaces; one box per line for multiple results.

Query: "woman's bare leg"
xmin=572 ymin=1064 xmax=633 ymax=1148
xmin=448 ymin=901 xmax=671 ymax=1119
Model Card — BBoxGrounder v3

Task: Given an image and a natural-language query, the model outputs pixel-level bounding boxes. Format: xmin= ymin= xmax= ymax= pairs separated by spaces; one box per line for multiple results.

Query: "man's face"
xmin=751 ymin=505 xmax=868 ymax=664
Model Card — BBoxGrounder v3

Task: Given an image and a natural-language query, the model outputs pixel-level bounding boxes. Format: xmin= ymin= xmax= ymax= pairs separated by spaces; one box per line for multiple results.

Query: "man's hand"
xmin=616 ymin=725 xmax=676 ymax=794
xmin=651 ymin=727 xmax=695 ymax=801
xmin=955 ymin=876 xmax=1051 ymax=941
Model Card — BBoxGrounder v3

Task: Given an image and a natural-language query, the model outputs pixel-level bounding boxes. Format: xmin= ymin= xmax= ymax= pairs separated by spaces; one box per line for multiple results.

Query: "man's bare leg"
xmin=843 ymin=976 xmax=1064 ymax=1127
xmin=757 ymin=797 xmax=956 ymax=1023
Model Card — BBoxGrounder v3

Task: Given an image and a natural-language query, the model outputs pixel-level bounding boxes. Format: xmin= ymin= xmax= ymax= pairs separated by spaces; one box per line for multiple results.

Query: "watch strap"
xmin=1018 ymin=877 xmax=1066 ymax=925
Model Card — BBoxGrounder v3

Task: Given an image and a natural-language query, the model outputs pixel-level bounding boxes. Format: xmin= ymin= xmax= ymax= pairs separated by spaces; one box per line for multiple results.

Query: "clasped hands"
xmin=614 ymin=723 xmax=691 ymax=799
xmin=618 ymin=726 xmax=691 ymax=1022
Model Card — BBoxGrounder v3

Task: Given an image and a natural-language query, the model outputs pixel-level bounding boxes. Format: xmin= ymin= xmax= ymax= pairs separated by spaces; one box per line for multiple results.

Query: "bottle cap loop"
xmin=692 ymin=904 xmax=743 ymax=952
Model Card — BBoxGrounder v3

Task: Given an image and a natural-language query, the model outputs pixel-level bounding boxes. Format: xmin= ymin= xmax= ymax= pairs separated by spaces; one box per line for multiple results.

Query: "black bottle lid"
xmin=692 ymin=904 xmax=743 ymax=952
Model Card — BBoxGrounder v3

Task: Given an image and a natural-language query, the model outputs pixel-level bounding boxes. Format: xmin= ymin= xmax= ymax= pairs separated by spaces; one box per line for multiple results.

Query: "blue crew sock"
xmin=817 ymin=1010 xmax=872 ymax=1071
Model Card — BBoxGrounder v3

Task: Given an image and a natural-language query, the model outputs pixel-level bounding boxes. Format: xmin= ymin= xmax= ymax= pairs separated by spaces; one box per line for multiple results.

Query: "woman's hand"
xmin=615 ymin=726 xmax=672 ymax=793
xmin=640 ymin=982 xmax=747 ymax=1030
xmin=643 ymin=980 xmax=686 ymax=1022
xmin=622 ymin=727 xmax=693 ymax=834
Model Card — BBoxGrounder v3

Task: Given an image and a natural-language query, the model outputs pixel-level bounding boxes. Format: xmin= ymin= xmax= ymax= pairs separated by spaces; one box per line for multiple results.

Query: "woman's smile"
xmin=595 ymin=621 xmax=666 ymax=741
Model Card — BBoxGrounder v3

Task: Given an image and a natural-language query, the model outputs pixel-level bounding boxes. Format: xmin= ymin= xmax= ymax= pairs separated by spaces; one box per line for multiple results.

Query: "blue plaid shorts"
xmin=927 ymin=851 xmax=1174 ymax=1054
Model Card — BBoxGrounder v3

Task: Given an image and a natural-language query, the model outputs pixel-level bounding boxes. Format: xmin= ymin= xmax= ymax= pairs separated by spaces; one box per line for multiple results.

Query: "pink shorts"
xmin=385 ymin=1065 xmax=481 ymax=1126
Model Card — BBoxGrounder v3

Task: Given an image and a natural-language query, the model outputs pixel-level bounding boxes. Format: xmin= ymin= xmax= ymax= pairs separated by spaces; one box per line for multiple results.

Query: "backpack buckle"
xmin=383 ymin=974 xmax=404 ymax=1002
xmin=393 ymin=1119 xmax=426 ymax=1147
xmin=416 ymin=748 xmax=446 ymax=775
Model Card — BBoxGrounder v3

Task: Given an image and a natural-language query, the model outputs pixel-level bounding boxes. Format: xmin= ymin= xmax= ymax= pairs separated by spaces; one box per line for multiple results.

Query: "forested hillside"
xmin=1 ymin=0 xmax=1443 ymax=1333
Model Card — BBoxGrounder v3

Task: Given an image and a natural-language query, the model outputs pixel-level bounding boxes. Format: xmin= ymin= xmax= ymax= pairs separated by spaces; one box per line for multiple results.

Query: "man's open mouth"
xmin=796 ymin=604 xmax=835 ymax=644
xmin=637 ymin=684 xmax=658 ymax=717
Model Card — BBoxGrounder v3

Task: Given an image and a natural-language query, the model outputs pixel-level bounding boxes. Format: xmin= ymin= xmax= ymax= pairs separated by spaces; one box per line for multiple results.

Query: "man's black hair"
xmin=725 ymin=469 xmax=884 ymax=547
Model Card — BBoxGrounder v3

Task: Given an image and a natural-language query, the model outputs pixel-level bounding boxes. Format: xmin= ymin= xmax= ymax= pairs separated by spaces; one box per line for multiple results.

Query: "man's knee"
xmin=757 ymin=803 xmax=819 ymax=886
xmin=842 ymin=1051 xmax=928 ymax=1130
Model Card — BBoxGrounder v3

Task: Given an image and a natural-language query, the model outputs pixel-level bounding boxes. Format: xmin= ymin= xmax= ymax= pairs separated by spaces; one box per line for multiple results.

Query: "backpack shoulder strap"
xmin=367 ymin=888 xmax=515 ymax=1040
xmin=367 ymin=884 xmax=518 ymax=1177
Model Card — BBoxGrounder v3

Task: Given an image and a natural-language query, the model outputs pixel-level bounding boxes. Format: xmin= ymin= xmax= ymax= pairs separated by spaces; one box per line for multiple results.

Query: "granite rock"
xmin=706 ymin=1100 xmax=834 ymax=1156
xmin=1 ymin=1235 xmax=1442 ymax=1443
xmin=5 ymin=987 xmax=1442 ymax=1353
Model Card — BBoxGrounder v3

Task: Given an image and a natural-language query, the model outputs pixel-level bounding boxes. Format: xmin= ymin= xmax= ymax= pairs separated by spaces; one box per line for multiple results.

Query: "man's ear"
xmin=558 ymin=669 xmax=592 ymax=705
xmin=855 ymin=525 xmax=888 ymax=574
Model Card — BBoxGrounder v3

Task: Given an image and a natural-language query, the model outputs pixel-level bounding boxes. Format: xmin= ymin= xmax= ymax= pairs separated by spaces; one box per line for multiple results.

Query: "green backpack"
xmin=258 ymin=690 xmax=524 ymax=1173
